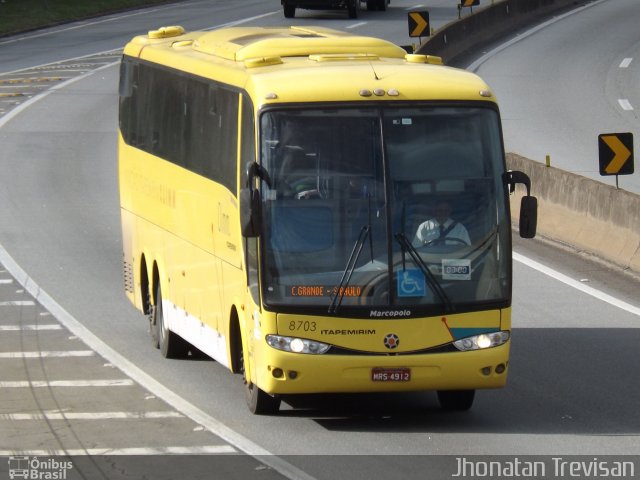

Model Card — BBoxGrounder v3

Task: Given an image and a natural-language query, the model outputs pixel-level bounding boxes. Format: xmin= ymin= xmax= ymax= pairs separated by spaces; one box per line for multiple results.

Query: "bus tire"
xmin=239 ymin=339 xmax=281 ymax=414
xmin=149 ymin=291 xmax=160 ymax=350
xmin=347 ymin=0 xmax=358 ymax=18
xmin=283 ymin=4 xmax=295 ymax=18
xmin=376 ymin=0 xmax=386 ymax=10
xmin=245 ymin=381 xmax=281 ymax=415
xmin=154 ymin=284 xmax=190 ymax=359
xmin=366 ymin=0 xmax=377 ymax=10
xmin=437 ymin=390 xmax=475 ymax=411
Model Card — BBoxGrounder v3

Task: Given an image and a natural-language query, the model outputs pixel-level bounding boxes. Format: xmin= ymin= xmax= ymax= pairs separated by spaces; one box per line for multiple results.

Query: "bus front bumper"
xmin=255 ymin=342 xmax=510 ymax=395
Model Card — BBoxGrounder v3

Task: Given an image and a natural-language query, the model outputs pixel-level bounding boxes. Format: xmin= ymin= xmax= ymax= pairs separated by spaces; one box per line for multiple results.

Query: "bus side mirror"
xmin=240 ymin=162 xmax=272 ymax=238
xmin=519 ymin=195 xmax=537 ymax=239
xmin=503 ymin=170 xmax=538 ymax=239
xmin=240 ymin=187 xmax=262 ymax=238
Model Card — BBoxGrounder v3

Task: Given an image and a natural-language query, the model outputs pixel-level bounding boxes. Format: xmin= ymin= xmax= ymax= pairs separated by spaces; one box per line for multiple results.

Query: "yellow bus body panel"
xmin=119 ymin=25 xmax=508 ymax=397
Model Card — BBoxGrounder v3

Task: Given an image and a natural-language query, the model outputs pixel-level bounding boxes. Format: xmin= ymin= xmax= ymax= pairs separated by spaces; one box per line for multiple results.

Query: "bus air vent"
xmin=244 ymin=56 xmax=284 ymax=68
xmin=309 ymin=53 xmax=380 ymax=62
xmin=148 ymin=26 xmax=185 ymax=39
xmin=172 ymin=40 xmax=194 ymax=49
xmin=404 ymin=54 xmax=444 ymax=65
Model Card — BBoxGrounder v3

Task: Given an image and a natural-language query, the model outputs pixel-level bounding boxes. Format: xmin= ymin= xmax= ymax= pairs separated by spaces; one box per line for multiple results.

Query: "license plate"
xmin=371 ymin=367 xmax=411 ymax=382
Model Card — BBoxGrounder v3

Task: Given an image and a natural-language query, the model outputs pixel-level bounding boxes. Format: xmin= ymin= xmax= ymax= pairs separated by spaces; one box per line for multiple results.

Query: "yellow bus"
xmin=118 ymin=25 xmax=537 ymax=414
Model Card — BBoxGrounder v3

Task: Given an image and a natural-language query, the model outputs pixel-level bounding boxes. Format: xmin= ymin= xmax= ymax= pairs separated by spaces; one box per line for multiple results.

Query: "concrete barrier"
xmin=416 ymin=0 xmax=584 ymax=65
xmin=508 ymin=153 xmax=640 ymax=275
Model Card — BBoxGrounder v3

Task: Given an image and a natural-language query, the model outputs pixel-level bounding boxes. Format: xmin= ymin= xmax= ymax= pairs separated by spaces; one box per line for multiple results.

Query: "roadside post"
xmin=458 ymin=0 xmax=480 ymax=18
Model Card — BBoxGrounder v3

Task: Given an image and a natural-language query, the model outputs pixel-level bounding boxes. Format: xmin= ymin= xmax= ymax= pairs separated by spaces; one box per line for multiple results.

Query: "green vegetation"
xmin=0 ymin=0 xmax=179 ymax=37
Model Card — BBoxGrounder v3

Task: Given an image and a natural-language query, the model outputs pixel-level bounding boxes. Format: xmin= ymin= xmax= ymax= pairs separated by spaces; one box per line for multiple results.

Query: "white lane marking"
xmin=0 ymin=278 xmax=13 ymax=284
xmin=0 ymin=10 xmax=282 ymax=76
xmin=0 ymin=446 xmax=236 ymax=455
xmin=0 ymin=243 xmax=315 ymax=480
xmin=0 ymin=380 xmax=135 ymax=387
xmin=346 ymin=22 xmax=367 ymax=29
xmin=513 ymin=252 xmax=640 ymax=317
xmin=0 ymin=61 xmax=120 ymax=130
xmin=406 ymin=4 xmax=425 ymax=10
xmin=620 ymin=58 xmax=633 ymax=68
xmin=468 ymin=0 xmax=607 ymax=72
xmin=0 ymin=300 xmax=35 ymax=306
xmin=0 ymin=351 xmax=94 ymax=358
xmin=618 ymin=98 xmax=634 ymax=111
xmin=0 ymin=324 xmax=61 ymax=331
xmin=0 ymin=411 xmax=184 ymax=420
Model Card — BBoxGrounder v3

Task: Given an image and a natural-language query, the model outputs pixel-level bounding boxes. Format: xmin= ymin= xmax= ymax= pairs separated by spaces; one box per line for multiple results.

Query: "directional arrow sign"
xmin=460 ymin=0 xmax=480 ymax=6
xmin=598 ymin=132 xmax=634 ymax=176
xmin=408 ymin=11 xmax=430 ymax=38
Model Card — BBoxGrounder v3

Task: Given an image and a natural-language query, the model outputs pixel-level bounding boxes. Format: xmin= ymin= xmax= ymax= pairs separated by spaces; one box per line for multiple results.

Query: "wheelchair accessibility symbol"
xmin=397 ymin=269 xmax=426 ymax=297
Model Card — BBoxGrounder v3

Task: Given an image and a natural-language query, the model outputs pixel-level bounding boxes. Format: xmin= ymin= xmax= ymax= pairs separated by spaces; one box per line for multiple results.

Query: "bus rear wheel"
xmin=437 ymin=390 xmax=475 ymax=411
xmin=283 ymin=4 xmax=295 ymax=18
xmin=153 ymin=284 xmax=190 ymax=359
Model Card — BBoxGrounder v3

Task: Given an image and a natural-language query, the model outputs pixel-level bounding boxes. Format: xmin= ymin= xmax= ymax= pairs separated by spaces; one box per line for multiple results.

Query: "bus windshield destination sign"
xmin=288 ymin=286 xmax=363 ymax=297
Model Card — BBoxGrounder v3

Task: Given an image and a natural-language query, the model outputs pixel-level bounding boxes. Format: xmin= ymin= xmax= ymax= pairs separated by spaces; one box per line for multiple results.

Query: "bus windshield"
xmin=259 ymin=105 xmax=511 ymax=316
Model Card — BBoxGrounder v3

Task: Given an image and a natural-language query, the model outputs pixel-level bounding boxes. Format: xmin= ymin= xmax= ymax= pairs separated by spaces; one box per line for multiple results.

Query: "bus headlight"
xmin=453 ymin=331 xmax=510 ymax=351
xmin=266 ymin=335 xmax=331 ymax=354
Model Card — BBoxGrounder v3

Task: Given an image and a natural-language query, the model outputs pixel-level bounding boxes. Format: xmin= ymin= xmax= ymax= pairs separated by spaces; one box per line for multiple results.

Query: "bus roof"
xmin=124 ymin=26 xmax=496 ymax=107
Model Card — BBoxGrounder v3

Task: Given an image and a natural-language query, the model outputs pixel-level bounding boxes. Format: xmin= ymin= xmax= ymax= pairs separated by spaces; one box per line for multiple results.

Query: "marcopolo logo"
xmin=369 ymin=309 xmax=411 ymax=318
xmin=8 ymin=456 xmax=73 ymax=480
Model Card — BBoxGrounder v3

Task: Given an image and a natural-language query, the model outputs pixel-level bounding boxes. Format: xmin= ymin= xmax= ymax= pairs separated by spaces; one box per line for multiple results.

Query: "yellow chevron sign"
xmin=599 ymin=133 xmax=634 ymax=176
xmin=460 ymin=0 xmax=479 ymax=6
xmin=408 ymin=11 xmax=430 ymax=38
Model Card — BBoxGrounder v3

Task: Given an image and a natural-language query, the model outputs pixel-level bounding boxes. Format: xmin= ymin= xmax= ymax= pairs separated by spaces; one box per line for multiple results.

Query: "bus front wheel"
xmin=245 ymin=381 xmax=281 ymax=415
xmin=239 ymin=341 xmax=281 ymax=414
xmin=437 ymin=390 xmax=475 ymax=411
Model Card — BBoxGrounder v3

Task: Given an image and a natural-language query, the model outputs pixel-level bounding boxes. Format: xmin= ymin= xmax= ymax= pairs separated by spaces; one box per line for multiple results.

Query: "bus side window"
xmin=118 ymin=59 xmax=134 ymax=98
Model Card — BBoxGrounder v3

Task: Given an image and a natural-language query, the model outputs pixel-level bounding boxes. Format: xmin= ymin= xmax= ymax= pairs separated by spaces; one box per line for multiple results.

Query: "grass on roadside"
xmin=0 ymin=0 xmax=179 ymax=37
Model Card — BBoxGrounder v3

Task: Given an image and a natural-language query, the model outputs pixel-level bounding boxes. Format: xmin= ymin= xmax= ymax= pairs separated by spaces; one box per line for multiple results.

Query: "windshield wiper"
xmin=328 ymin=225 xmax=370 ymax=314
xmin=394 ymin=233 xmax=454 ymax=314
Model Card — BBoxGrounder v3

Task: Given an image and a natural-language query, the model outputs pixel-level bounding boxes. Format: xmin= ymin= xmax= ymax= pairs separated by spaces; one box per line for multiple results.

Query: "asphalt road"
xmin=469 ymin=0 xmax=640 ymax=194
xmin=0 ymin=1 xmax=639 ymax=479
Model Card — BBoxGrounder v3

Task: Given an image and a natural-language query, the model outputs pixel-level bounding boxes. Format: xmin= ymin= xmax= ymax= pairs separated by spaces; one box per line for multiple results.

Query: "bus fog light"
xmin=266 ymin=335 xmax=330 ymax=354
xmin=272 ymin=368 xmax=284 ymax=378
xmin=495 ymin=363 xmax=506 ymax=374
xmin=453 ymin=331 xmax=510 ymax=351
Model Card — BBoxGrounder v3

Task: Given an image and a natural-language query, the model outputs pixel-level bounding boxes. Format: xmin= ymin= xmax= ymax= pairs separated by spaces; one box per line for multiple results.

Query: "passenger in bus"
xmin=413 ymin=200 xmax=471 ymax=247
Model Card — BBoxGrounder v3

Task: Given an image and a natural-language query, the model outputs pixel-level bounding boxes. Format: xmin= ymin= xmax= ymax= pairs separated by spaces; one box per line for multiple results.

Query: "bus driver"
xmin=413 ymin=200 xmax=471 ymax=247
